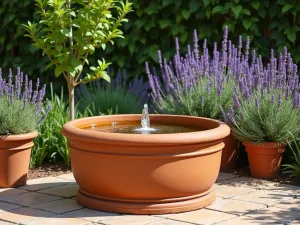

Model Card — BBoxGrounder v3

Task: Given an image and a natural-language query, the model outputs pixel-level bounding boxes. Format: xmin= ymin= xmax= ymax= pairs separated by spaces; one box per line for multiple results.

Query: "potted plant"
xmin=0 ymin=68 xmax=49 ymax=187
xmin=222 ymin=51 xmax=300 ymax=178
xmin=146 ymin=26 xmax=246 ymax=170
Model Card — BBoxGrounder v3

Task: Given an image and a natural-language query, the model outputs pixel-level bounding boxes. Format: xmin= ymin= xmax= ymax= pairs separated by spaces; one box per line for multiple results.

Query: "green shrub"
xmin=31 ymin=84 xmax=89 ymax=168
xmin=1 ymin=0 xmax=300 ymax=81
xmin=282 ymin=135 xmax=300 ymax=177
xmin=0 ymin=68 xmax=49 ymax=135
xmin=155 ymin=78 xmax=234 ymax=119
xmin=77 ymin=70 xmax=148 ymax=115
xmin=226 ymin=89 xmax=300 ymax=144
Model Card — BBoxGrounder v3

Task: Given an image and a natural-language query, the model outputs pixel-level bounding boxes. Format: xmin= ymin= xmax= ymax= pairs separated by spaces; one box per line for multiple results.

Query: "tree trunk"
xmin=68 ymin=79 xmax=75 ymax=121
xmin=67 ymin=0 xmax=74 ymax=120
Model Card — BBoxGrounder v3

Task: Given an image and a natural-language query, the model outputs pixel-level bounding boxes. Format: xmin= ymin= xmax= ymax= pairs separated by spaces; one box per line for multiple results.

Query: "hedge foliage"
xmin=1 ymin=0 xmax=300 ymax=81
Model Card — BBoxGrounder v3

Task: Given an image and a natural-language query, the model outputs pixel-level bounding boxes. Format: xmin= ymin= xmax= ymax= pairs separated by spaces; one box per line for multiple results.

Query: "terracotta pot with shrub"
xmin=0 ymin=68 xmax=49 ymax=187
xmin=223 ymin=55 xmax=300 ymax=178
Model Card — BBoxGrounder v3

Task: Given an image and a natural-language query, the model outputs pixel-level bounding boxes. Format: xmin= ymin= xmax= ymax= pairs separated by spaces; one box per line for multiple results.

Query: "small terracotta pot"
xmin=62 ymin=114 xmax=230 ymax=214
xmin=220 ymin=132 xmax=240 ymax=171
xmin=243 ymin=141 xmax=286 ymax=179
xmin=0 ymin=131 xmax=38 ymax=188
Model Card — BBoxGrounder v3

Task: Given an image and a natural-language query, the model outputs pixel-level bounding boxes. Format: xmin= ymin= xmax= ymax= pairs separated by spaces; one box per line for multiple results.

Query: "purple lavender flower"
xmin=193 ymin=30 xmax=199 ymax=60
xmin=271 ymin=94 xmax=275 ymax=104
xmin=233 ymin=94 xmax=241 ymax=108
xmin=10 ymin=85 xmax=14 ymax=104
xmin=227 ymin=105 xmax=236 ymax=124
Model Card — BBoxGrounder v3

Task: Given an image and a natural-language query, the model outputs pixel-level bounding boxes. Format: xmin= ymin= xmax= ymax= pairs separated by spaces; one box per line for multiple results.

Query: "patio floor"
xmin=0 ymin=172 xmax=300 ymax=225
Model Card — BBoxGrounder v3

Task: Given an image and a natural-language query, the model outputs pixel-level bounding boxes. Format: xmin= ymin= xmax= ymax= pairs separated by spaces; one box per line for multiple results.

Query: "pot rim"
xmin=62 ymin=114 xmax=230 ymax=145
xmin=0 ymin=131 xmax=38 ymax=141
xmin=242 ymin=141 xmax=286 ymax=148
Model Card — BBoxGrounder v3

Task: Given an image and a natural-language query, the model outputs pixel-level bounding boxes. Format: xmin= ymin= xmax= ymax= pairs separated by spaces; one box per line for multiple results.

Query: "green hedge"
xmin=1 ymin=0 xmax=300 ymax=81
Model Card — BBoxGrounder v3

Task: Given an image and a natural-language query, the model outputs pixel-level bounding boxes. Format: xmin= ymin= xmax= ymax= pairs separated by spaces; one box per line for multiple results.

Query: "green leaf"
xmin=61 ymin=29 xmax=72 ymax=37
xmin=88 ymin=45 xmax=95 ymax=54
xmin=243 ymin=20 xmax=252 ymax=30
xmin=212 ymin=6 xmax=224 ymax=14
xmin=202 ymin=0 xmax=210 ymax=7
xmin=148 ymin=45 xmax=159 ymax=61
xmin=287 ymin=32 xmax=296 ymax=43
xmin=75 ymin=64 xmax=83 ymax=73
xmin=181 ymin=9 xmax=191 ymax=20
xmin=70 ymin=56 xmax=82 ymax=68
xmin=242 ymin=9 xmax=251 ymax=16
xmin=232 ymin=5 xmax=243 ymax=18
xmin=282 ymin=4 xmax=294 ymax=13
xmin=251 ymin=1 xmax=260 ymax=9
xmin=258 ymin=6 xmax=266 ymax=18
xmin=101 ymin=73 xmax=110 ymax=82
xmin=189 ymin=0 xmax=201 ymax=13
xmin=69 ymin=11 xmax=76 ymax=17
xmin=55 ymin=66 xmax=64 ymax=77
xmin=159 ymin=19 xmax=171 ymax=29
xmin=129 ymin=44 xmax=135 ymax=54
xmin=205 ymin=9 xmax=211 ymax=19
xmin=162 ymin=0 xmax=173 ymax=7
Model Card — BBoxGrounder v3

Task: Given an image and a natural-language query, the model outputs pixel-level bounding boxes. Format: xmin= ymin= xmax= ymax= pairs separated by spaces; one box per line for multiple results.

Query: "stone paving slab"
xmin=32 ymin=198 xmax=83 ymax=214
xmin=56 ymin=173 xmax=76 ymax=182
xmin=0 ymin=172 xmax=299 ymax=225
xmin=232 ymin=189 xmax=294 ymax=206
xmin=0 ymin=188 xmax=28 ymax=197
xmin=21 ymin=217 xmax=91 ymax=225
xmin=273 ymin=198 xmax=300 ymax=212
xmin=37 ymin=184 xmax=79 ymax=198
xmin=142 ymin=219 xmax=194 ymax=225
xmin=0 ymin=221 xmax=15 ymax=225
xmin=214 ymin=216 xmax=282 ymax=224
xmin=206 ymin=198 xmax=266 ymax=216
xmin=98 ymin=215 xmax=161 ymax=225
xmin=214 ymin=185 xmax=256 ymax=198
xmin=19 ymin=177 xmax=75 ymax=191
xmin=0 ymin=201 xmax=23 ymax=213
xmin=246 ymin=206 xmax=300 ymax=224
xmin=165 ymin=209 xmax=237 ymax=224
xmin=0 ymin=207 xmax=56 ymax=224
xmin=0 ymin=192 xmax=61 ymax=207
xmin=63 ymin=208 xmax=119 ymax=223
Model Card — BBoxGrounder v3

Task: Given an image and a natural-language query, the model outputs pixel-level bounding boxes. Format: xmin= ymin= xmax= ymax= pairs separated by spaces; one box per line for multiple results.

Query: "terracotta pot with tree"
xmin=0 ymin=68 xmax=49 ymax=187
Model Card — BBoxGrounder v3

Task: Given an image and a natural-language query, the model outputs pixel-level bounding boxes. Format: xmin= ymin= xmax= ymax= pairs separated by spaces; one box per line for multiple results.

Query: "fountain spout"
xmin=141 ymin=104 xmax=150 ymax=128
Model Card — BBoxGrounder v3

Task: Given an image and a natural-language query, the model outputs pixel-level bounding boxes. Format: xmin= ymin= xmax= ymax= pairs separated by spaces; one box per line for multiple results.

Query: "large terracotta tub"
xmin=62 ymin=115 xmax=230 ymax=214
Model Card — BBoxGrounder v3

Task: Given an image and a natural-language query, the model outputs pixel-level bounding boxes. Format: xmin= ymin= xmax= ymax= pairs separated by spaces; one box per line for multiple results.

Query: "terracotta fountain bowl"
xmin=62 ymin=114 xmax=230 ymax=214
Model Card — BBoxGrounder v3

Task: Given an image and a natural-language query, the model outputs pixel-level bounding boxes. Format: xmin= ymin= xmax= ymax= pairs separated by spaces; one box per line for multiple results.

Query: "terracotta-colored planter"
xmin=220 ymin=132 xmax=240 ymax=171
xmin=0 ymin=131 xmax=38 ymax=188
xmin=62 ymin=115 xmax=230 ymax=214
xmin=243 ymin=141 xmax=286 ymax=179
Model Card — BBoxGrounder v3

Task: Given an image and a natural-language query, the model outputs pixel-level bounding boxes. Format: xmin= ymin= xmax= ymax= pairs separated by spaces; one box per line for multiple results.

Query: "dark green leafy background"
xmin=1 ymin=0 xmax=300 ymax=83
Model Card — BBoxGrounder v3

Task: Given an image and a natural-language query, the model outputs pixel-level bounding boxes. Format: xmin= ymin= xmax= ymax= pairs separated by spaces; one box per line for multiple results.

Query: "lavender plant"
xmin=146 ymin=27 xmax=248 ymax=120
xmin=0 ymin=67 xmax=49 ymax=135
xmin=77 ymin=69 xmax=148 ymax=115
xmin=222 ymin=47 xmax=300 ymax=144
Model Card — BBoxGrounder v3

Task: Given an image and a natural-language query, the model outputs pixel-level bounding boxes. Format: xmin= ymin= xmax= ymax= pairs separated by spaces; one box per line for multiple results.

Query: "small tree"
xmin=24 ymin=0 xmax=132 ymax=120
